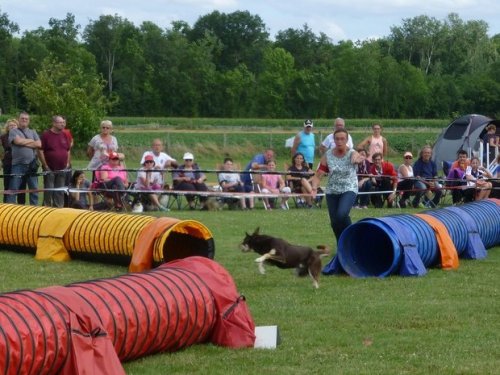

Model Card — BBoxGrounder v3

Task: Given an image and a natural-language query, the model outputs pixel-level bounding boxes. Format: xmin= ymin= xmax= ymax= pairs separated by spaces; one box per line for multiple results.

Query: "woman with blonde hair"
xmin=87 ymin=120 xmax=120 ymax=172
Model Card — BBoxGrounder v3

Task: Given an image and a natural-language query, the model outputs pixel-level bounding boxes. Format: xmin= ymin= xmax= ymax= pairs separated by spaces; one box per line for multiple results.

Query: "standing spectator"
xmin=319 ymin=117 xmax=354 ymax=154
xmin=291 ymin=120 xmax=316 ymax=168
xmin=5 ymin=112 xmax=41 ymax=205
xmin=353 ymin=148 xmax=372 ymax=209
xmin=357 ymin=123 xmax=388 ymax=164
xmin=397 ymin=152 xmax=416 ymax=208
xmin=260 ymin=159 xmax=291 ymax=210
xmin=412 ymin=146 xmax=442 ymax=208
xmin=172 ymin=152 xmax=209 ymax=210
xmin=482 ymin=124 xmax=499 ymax=163
xmin=491 ymin=154 xmax=500 ymax=199
xmin=140 ymin=138 xmax=178 ymax=188
xmin=310 ymin=129 xmax=365 ymax=244
xmin=38 ymin=115 xmax=71 ymax=207
xmin=62 ymin=117 xmax=74 ymax=207
xmin=135 ymin=155 xmax=168 ymax=211
xmin=1 ymin=119 xmax=26 ymax=204
xmin=370 ymin=152 xmax=398 ymax=208
xmin=87 ymin=120 xmax=119 ymax=173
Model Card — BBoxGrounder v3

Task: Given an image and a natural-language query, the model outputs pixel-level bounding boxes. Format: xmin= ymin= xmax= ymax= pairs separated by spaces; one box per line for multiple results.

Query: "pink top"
xmin=98 ymin=163 xmax=127 ymax=183
xmin=262 ymin=174 xmax=280 ymax=192
xmin=367 ymin=136 xmax=384 ymax=162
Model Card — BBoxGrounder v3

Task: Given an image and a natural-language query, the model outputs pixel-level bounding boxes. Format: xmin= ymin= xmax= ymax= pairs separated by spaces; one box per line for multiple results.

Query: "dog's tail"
xmin=315 ymin=245 xmax=331 ymax=257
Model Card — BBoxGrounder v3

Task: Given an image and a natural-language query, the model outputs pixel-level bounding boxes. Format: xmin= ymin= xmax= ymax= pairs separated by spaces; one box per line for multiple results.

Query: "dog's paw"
xmin=255 ymin=255 xmax=265 ymax=263
xmin=258 ymin=262 xmax=266 ymax=274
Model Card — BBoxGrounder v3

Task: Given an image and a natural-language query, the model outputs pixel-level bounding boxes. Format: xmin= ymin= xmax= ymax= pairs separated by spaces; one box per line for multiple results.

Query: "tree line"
xmin=0 ymin=9 xmax=499 ymax=143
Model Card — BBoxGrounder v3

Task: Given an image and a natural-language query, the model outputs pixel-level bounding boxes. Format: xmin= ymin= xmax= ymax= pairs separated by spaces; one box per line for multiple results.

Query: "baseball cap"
xmin=404 ymin=152 xmax=413 ymax=158
xmin=304 ymin=119 xmax=313 ymax=127
xmin=143 ymin=154 xmax=155 ymax=164
xmin=183 ymin=152 xmax=194 ymax=160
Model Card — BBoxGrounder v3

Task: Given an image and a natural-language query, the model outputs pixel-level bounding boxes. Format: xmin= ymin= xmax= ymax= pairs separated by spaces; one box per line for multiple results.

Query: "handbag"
xmin=29 ymin=158 xmax=40 ymax=174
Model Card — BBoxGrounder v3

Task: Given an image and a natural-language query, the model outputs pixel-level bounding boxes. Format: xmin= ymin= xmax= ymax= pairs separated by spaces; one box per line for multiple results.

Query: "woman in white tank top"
xmin=396 ymin=151 xmax=415 ymax=208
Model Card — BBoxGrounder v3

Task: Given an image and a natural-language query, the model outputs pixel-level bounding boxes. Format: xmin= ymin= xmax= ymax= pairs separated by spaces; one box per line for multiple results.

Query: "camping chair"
xmin=216 ymin=162 xmax=243 ymax=210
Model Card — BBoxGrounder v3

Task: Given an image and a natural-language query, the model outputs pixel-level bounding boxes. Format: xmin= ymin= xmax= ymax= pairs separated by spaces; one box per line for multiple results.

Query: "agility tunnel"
xmin=0 ymin=256 xmax=256 ymax=374
xmin=331 ymin=199 xmax=500 ymax=278
xmin=0 ymin=203 xmax=214 ymax=272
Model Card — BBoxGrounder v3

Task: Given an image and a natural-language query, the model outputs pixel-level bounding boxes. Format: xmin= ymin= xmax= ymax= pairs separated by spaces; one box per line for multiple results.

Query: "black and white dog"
xmin=240 ymin=227 xmax=330 ymax=288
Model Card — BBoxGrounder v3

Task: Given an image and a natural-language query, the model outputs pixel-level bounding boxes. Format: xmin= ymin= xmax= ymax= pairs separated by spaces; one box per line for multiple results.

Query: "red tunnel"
xmin=0 ymin=257 xmax=255 ymax=374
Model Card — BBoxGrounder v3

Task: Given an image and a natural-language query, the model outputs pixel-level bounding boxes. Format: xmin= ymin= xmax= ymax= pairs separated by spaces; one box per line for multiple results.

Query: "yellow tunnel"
xmin=0 ymin=204 xmax=214 ymax=272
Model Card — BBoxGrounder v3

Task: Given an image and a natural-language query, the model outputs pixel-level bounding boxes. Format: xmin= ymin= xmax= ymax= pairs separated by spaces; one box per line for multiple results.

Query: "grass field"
xmin=0 ymin=205 xmax=499 ymax=374
xmin=1 ymin=121 xmax=499 ymax=374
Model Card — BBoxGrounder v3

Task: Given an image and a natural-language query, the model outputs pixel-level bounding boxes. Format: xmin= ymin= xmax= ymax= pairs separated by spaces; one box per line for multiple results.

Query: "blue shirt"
xmin=297 ymin=131 xmax=315 ymax=165
xmin=413 ymin=158 xmax=438 ymax=178
xmin=242 ymin=154 xmax=266 ymax=185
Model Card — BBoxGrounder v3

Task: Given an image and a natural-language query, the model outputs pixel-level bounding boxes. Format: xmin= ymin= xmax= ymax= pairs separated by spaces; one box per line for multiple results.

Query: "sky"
xmin=2 ymin=0 xmax=499 ymax=42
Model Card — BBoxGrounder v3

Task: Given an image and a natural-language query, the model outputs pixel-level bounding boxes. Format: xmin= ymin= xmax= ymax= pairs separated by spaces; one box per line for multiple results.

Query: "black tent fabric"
xmin=432 ymin=114 xmax=500 ymax=171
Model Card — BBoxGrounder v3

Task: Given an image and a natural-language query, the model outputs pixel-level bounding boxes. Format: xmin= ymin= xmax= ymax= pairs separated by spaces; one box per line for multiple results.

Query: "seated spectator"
xmin=94 ymin=151 xmax=129 ymax=211
xmin=491 ymin=154 xmax=500 ymax=199
xmin=446 ymin=149 xmax=473 ymax=204
xmin=397 ymin=151 xmax=416 ymax=208
xmin=353 ymin=148 xmax=372 ymax=209
xmin=465 ymin=157 xmax=494 ymax=201
xmin=218 ymin=157 xmax=248 ymax=209
xmin=286 ymin=152 xmax=314 ymax=207
xmin=135 ymin=155 xmax=168 ymax=211
xmin=260 ymin=159 xmax=291 ymax=210
xmin=241 ymin=149 xmax=275 ymax=209
xmin=172 ymin=152 xmax=208 ymax=210
xmin=370 ymin=152 xmax=398 ymax=208
xmin=140 ymin=138 xmax=178 ymax=189
xmin=69 ymin=170 xmax=108 ymax=210
xmin=412 ymin=146 xmax=442 ymax=208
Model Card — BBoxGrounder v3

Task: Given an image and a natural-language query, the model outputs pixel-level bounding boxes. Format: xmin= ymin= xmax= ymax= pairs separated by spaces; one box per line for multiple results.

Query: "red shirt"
xmin=41 ymin=130 xmax=71 ymax=170
xmin=370 ymin=161 xmax=398 ymax=185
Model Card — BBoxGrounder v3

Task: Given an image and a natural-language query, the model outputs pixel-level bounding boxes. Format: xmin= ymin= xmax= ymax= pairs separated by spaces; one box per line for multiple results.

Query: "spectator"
xmin=465 ymin=157 xmax=493 ymax=201
xmin=172 ymin=152 xmax=208 ymax=210
xmin=260 ymin=159 xmax=291 ymax=210
xmin=370 ymin=152 xmax=398 ymax=208
xmin=5 ymin=112 xmax=41 ymax=206
xmin=310 ymin=129 xmax=366 ymax=244
xmin=1 ymin=118 xmax=26 ymax=204
xmin=353 ymin=148 xmax=372 ymax=209
xmin=412 ymin=146 xmax=442 ymax=208
xmin=62 ymin=117 xmax=74 ymax=207
xmin=38 ymin=115 xmax=71 ymax=207
xmin=291 ymin=120 xmax=316 ymax=168
xmin=319 ymin=117 xmax=354 ymax=154
xmin=135 ymin=154 xmax=168 ymax=211
xmin=446 ymin=149 xmax=472 ymax=204
xmin=397 ymin=151 xmax=416 ymax=208
xmin=69 ymin=170 xmax=109 ymax=210
xmin=241 ymin=148 xmax=275 ymax=196
xmin=218 ymin=157 xmax=248 ymax=209
xmin=140 ymin=138 xmax=178 ymax=189
xmin=95 ymin=151 xmax=129 ymax=211
xmin=482 ymin=124 xmax=499 ymax=163
xmin=357 ymin=123 xmax=388 ymax=164
xmin=286 ymin=152 xmax=314 ymax=207
xmin=87 ymin=120 xmax=119 ymax=173
xmin=491 ymin=154 xmax=500 ymax=199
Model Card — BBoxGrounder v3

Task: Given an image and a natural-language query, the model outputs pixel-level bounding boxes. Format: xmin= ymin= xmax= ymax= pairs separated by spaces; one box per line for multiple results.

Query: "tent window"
xmin=443 ymin=119 xmax=469 ymax=140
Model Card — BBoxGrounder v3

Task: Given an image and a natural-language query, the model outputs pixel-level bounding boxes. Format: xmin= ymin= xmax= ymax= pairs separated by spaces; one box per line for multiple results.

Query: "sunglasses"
xmin=145 ymin=160 xmax=154 ymax=163
xmin=110 ymin=158 xmax=120 ymax=161
xmin=184 ymin=159 xmax=193 ymax=161
xmin=102 ymin=126 xmax=111 ymax=129
xmin=404 ymin=156 xmax=413 ymax=159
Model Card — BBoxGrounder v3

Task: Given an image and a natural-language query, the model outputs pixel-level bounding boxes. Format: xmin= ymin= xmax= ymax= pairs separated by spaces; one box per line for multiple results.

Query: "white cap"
xmin=183 ymin=152 xmax=194 ymax=160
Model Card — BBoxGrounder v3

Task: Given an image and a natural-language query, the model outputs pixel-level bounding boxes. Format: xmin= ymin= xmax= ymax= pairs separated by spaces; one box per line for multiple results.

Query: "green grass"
xmin=1 ymin=207 xmax=499 ymax=375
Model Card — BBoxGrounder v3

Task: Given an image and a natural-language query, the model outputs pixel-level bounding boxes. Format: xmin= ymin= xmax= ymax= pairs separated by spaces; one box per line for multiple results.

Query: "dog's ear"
xmin=253 ymin=227 xmax=260 ymax=235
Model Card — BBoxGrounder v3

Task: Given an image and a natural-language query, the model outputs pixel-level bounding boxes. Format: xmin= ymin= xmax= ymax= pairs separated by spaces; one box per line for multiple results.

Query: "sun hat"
xmin=108 ymin=151 xmax=120 ymax=160
xmin=183 ymin=152 xmax=194 ymax=160
xmin=404 ymin=151 xmax=413 ymax=158
xmin=143 ymin=154 xmax=155 ymax=165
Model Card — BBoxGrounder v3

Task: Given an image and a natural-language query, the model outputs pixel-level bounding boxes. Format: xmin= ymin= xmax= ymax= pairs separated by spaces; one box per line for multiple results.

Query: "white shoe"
xmin=281 ymin=204 xmax=288 ymax=210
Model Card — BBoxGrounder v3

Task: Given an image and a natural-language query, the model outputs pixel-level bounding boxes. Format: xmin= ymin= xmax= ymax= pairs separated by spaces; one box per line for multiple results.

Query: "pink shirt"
xmin=262 ymin=174 xmax=280 ymax=191
xmin=98 ymin=163 xmax=127 ymax=183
